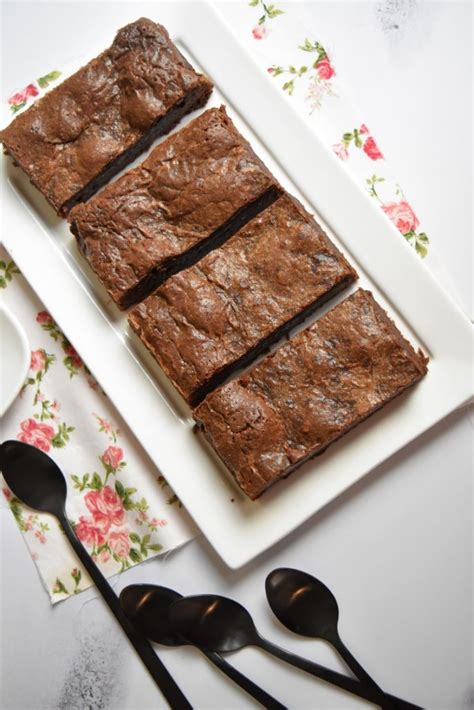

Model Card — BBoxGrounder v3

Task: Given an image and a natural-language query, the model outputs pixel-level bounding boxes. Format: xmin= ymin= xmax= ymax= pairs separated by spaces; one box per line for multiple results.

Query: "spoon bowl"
xmin=120 ymin=584 xmax=183 ymax=647
xmin=0 ymin=440 xmax=67 ymax=517
xmin=265 ymin=567 xmax=339 ymax=640
xmin=169 ymin=595 xmax=257 ymax=653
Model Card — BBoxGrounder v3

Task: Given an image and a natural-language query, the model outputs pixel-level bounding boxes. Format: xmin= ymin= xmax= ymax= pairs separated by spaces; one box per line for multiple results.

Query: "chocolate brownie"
xmin=0 ymin=18 xmax=213 ymax=215
xmin=194 ymin=289 xmax=428 ymax=499
xmin=70 ymin=106 xmax=281 ymax=309
xmin=129 ymin=193 xmax=357 ymax=405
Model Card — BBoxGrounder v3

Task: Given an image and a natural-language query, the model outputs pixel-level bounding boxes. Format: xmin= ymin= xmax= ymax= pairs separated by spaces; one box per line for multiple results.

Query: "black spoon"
xmin=120 ymin=584 xmax=286 ymax=710
xmin=0 ymin=441 xmax=191 ymax=710
xmin=266 ymin=568 xmax=395 ymax=709
xmin=169 ymin=594 xmax=420 ymax=710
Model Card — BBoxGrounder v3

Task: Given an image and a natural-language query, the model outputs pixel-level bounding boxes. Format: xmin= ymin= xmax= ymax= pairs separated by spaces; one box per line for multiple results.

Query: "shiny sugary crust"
xmin=194 ymin=289 xmax=429 ymax=500
xmin=70 ymin=106 xmax=281 ymax=308
xmin=128 ymin=192 xmax=357 ymax=404
xmin=0 ymin=18 xmax=213 ymax=214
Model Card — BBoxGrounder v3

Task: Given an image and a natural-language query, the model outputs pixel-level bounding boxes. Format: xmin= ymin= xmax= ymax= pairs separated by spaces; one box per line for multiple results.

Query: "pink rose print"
xmin=84 ymin=490 xmax=110 ymax=534
xmin=30 ymin=349 xmax=47 ymax=372
xmin=381 ymin=200 xmax=420 ymax=235
xmin=100 ymin=549 xmax=111 ymax=563
xmin=8 ymin=83 xmax=38 ymax=106
xmin=102 ymin=445 xmax=123 ymax=470
xmin=64 ymin=344 xmax=83 ymax=368
xmin=332 ymin=143 xmax=349 ymax=161
xmin=75 ymin=516 xmax=106 ymax=547
xmin=25 ymin=84 xmax=38 ymax=99
xmin=363 ymin=136 xmax=384 ymax=161
xmin=2 ymin=487 xmax=12 ymax=502
xmin=109 ymin=530 xmax=131 ymax=559
xmin=359 ymin=123 xmax=369 ymax=134
xmin=102 ymin=486 xmax=125 ymax=524
xmin=34 ymin=530 xmax=46 ymax=544
xmin=18 ymin=418 xmax=55 ymax=452
xmin=96 ymin=416 xmax=111 ymax=433
xmin=252 ymin=25 xmax=269 ymax=40
xmin=8 ymin=91 xmax=25 ymax=106
xmin=85 ymin=486 xmax=125 ymax=533
xmin=36 ymin=310 xmax=53 ymax=325
xmin=316 ymin=58 xmax=335 ymax=80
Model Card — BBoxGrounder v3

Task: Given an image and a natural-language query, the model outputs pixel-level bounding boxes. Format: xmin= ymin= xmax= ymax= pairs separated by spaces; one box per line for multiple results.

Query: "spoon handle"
xmin=331 ymin=632 xmax=396 ymax=710
xmin=256 ymin=635 xmax=420 ymax=710
xmin=59 ymin=513 xmax=192 ymax=710
xmin=203 ymin=650 xmax=287 ymax=710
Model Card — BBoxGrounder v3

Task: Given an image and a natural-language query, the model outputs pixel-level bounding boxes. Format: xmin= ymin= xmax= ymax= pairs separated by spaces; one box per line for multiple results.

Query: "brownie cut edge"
xmin=69 ymin=106 xmax=282 ymax=309
xmin=128 ymin=191 xmax=358 ymax=406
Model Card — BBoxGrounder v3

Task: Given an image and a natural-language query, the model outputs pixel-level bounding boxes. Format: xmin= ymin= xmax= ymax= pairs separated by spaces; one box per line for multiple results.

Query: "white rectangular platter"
xmin=1 ymin=3 xmax=472 ymax=569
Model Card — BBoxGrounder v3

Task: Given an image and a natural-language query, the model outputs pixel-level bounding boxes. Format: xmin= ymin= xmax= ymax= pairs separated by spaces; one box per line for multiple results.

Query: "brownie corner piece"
xmin=194 ymin=289 xmax=428 ymax=500
xmin=0 ymin=17 xmax=212 ymax=216
xmin=194 ymin=381 xmax=289 ymax=500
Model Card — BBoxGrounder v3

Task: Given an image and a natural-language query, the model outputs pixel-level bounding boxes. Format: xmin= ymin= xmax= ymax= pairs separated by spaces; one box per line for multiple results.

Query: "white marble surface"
xmin=0 ymin=2 xmax=472 ymax=709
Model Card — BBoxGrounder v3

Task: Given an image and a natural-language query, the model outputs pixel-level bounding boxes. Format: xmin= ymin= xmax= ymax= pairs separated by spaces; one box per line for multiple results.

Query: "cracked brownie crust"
xmin=70 ymin=106 xmax=281 ymax=309
xmin=0 ymin=18 xmax=213 ymax=215
xmin=194 ymin=289 xmax=428 ymax=500
xmin=129 ymin=193 xmax=357 ymax=405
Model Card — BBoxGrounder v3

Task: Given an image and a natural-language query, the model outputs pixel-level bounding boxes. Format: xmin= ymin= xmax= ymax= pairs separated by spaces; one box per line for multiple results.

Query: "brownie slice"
xmin=0 ymin=18 xmax=213 ymax=215
xmin=70 ymin=106 xmax=281 ymax=309
xmin=194 ymin=289 xmax=428 ymax=500
xmin=129 ymin=193 xmax=357 ymax=406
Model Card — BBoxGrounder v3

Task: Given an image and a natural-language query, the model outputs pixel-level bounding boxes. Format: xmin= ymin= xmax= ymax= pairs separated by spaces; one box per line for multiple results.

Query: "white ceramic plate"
xmin=0 ymin=303 xmax=30 ymax=417
xmin=1 ymin=4 xmax=472 ymax=568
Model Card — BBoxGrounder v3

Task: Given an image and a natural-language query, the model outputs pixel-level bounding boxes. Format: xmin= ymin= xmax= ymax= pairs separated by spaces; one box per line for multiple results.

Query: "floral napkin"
xmin=0 ymin=1 xmax=454 ymax=604
xmin=0 ymin=247 xmax=196 ymax=603
xmin=217 ymin=1 xmax=432 ymax=258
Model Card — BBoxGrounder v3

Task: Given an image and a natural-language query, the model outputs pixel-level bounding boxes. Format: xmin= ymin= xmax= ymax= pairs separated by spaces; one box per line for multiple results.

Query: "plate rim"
xmin=0 ymin=302 xmax=30 ymax=417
